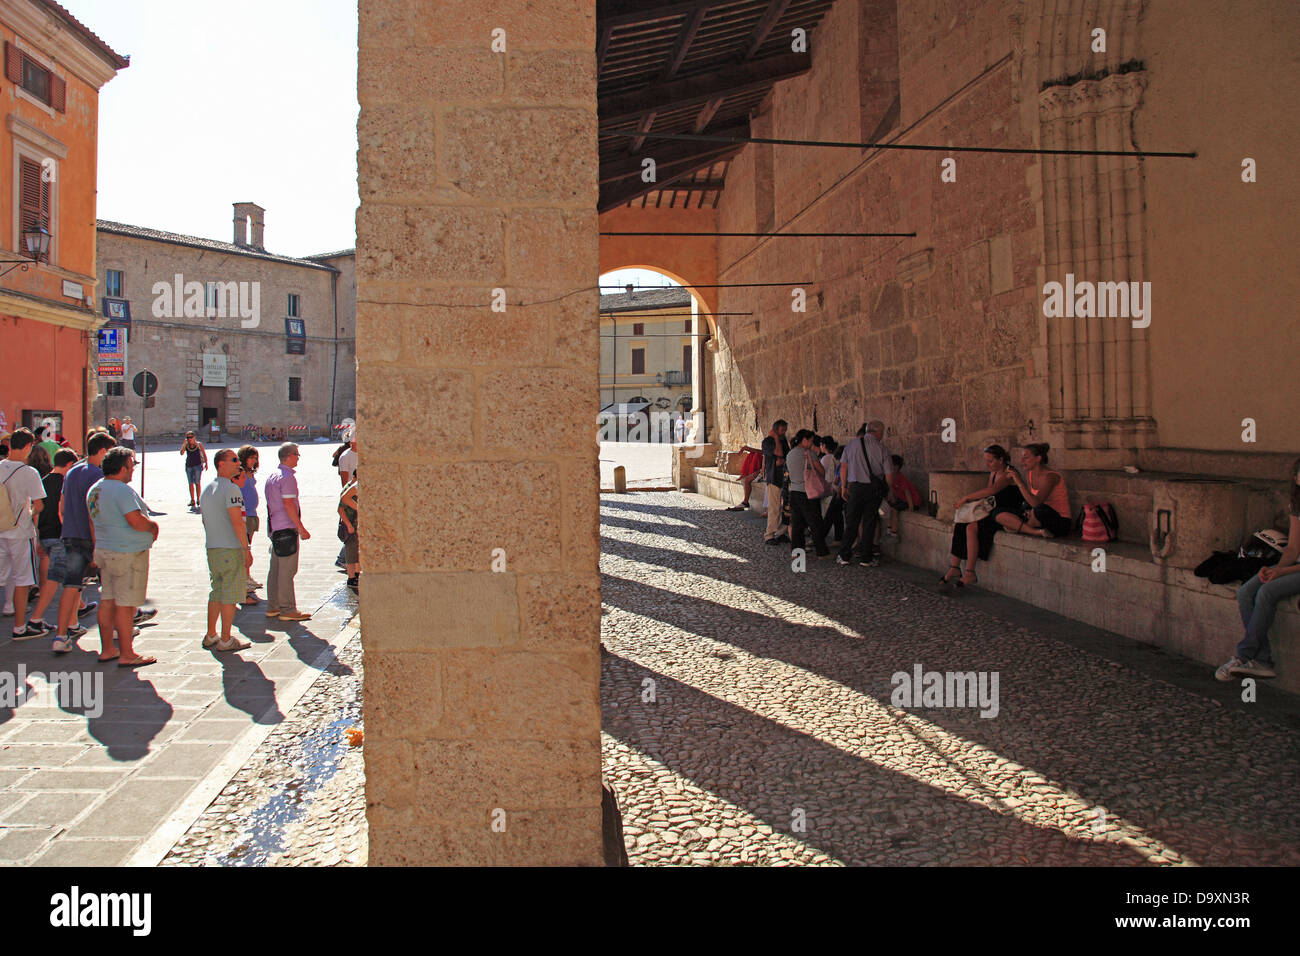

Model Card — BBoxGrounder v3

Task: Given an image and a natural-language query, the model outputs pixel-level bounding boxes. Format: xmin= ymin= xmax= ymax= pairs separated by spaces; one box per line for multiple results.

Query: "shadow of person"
xmin=216 ymin=652 xmax=284 ymax=725
xmin=73 ymin=651 xmax=174 ymax=762
xmin=284 ymin=624 xmax=354 ymax=676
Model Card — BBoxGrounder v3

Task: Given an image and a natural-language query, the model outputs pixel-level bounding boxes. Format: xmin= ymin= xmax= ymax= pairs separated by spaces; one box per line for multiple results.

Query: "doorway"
xmin=200 ymin=386 xmax=226 ymax=432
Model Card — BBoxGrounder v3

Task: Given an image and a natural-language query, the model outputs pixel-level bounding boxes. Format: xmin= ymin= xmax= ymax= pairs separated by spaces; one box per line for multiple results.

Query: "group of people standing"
xmin=733 ymin=418 xmax=920 ymax=568
xmin=0 ymin=421 xmax=361 ymax=667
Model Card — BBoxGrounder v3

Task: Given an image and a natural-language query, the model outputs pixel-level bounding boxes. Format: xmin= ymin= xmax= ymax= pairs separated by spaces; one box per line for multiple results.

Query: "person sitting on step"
xmin=940 ymin=444 xmax=1023 ymax=589
xmin=1216 ymin=456 xmax=1300 ymax=682
xmin=997 ymin=443 xmax=1072 ymax=539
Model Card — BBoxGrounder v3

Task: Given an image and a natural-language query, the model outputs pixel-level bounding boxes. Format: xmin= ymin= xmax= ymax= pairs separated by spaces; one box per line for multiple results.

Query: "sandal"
xmin=118 ymin=656 xmax=157 ymax=668
xmin=725 ymin=504 xmax=746 ymax=511
xmin=938 ymin=567 xmax=961 ymax=586
xmin=956 ymin=571 xmax=979 ymax=589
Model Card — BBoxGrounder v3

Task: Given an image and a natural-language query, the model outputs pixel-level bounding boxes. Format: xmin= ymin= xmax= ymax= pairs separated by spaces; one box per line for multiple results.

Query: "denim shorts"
xmin=55 ymin=537 xmax=93 ymax=586
xmin=39 ymin=538 xmax=66 ymax=583
xmin=186 ymin=465 xmax=203 ymax=485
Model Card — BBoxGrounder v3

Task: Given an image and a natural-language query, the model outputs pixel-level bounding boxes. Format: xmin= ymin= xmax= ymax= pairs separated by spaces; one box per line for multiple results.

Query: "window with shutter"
xmin=5 ymin=44 xmax=63 ymax=111
xmin=4 ymin=43 xmax=21 ymax=85
xmin=19 ymin=157 xmax=51 ymax=261
xmin=631 ymin=348 xmax=645 ymax=375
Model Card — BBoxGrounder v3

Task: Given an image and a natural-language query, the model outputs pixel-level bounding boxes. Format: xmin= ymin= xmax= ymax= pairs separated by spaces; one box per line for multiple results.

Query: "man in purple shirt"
xmin=52 ymin=432 xmax=116 ymax=644
xmin=263 ymin=442 xmax=312 ymax=622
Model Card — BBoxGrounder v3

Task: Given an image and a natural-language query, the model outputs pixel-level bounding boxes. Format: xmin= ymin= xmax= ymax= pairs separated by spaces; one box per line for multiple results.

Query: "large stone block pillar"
xmin=356 ymin=0 xmax=602 ymax=865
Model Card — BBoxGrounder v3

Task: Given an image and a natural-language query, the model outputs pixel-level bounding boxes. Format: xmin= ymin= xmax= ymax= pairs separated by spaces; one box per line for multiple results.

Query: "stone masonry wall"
xmin=95 ymin=231 xmax=353 ymax=436
xmin=357 ymin=0 xmax=602 ymax=864
xmin=714 ymin=0 xmax=1041 ymax=486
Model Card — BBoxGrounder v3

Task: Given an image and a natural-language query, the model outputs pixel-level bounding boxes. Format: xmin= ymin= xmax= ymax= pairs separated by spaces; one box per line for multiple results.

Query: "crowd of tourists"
xmin=727 ymin=417 xmax=1300 ymax=683
xmin=0 ymin=423 xmax=361 ymax=668
xmin=730 ymin=418 xmax=921 ymax=568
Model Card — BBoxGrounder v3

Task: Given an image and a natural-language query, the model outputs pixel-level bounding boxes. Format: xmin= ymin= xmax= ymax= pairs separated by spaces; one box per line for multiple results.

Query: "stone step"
xmin=886 ymin=511 xmax=1300 ymax=695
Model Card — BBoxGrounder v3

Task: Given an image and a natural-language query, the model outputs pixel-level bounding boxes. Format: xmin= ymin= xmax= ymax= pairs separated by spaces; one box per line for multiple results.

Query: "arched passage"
xmin=598 ymin=205 xmax=719 ymax=341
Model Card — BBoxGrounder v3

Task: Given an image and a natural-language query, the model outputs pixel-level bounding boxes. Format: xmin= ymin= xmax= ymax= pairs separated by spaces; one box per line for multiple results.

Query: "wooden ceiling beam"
xmin=599 ymin=151 xmax=741 ymax=212
xmin=743 ymin=0 xmax=793 ymax=59
xmin=663 ymin=6 xmax=707 ymax=79
xmin=599 ymin=51 xmax=810 ymax=125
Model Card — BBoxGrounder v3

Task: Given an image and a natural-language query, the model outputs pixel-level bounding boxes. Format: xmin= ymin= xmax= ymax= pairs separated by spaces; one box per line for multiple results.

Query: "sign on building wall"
xmin=285 ymin=317 xmax=306 ymax=355
xmin=202 ymin=352 xmax=228 ymax=386
xmin=95 ymin=327 xmax=126 ymax=380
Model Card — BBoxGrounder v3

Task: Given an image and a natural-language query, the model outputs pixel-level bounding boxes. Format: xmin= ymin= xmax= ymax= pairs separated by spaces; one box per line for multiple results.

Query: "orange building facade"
xmin=0 ymin=0 xmax=126 ymax=442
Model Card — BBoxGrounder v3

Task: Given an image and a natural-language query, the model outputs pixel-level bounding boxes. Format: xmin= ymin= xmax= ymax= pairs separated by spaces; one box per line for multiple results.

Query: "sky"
xmin=58 ymin=0 xmax=359 ymax=258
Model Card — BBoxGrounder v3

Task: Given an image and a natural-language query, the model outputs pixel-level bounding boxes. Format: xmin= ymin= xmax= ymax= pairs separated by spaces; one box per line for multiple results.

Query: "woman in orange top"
xmin=998 ymin=443 xmax=1072 ymax=538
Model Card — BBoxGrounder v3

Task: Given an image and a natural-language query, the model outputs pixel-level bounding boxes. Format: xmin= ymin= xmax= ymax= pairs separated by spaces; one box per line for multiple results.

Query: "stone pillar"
xmin=357 ymin=0 xmax=602 ymax=865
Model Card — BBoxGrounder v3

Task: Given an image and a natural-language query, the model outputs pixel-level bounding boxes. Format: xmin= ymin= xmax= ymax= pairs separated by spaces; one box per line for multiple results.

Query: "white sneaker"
xmin=1231 ymin=659 xmax=1277 ymax=679
xmin=1215 ymin=657 xmax=1244 ymax=682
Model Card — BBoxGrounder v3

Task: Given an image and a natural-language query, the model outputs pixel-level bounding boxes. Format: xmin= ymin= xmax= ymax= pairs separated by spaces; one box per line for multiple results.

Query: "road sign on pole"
xmin=132 ymin=370 xmax=158 ymax=398
xmin=133 ymin=369 xmax=157 ymax=498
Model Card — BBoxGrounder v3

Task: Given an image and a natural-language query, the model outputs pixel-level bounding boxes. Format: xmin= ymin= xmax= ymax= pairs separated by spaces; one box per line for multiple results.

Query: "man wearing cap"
xmin=836 ymin=420 xmax=894 ymax=567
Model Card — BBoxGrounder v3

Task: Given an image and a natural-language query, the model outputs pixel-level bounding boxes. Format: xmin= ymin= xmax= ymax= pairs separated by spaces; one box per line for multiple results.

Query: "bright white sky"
xmin=58 ymin=0 xmax=359 ymax=258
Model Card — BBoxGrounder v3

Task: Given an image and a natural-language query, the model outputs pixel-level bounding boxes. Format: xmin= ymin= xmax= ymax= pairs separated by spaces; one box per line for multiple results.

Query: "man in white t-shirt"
xmin=119 ymin=417 xmax=137 ymax=450
xmin=0 ymin=429 xmax=49 ymax=639
xmin=337 ymin=438 xmax=357 ymax=486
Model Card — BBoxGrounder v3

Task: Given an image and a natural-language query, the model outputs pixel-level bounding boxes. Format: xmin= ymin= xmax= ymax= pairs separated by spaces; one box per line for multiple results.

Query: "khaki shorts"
xmin=94 ymin=548 xmax=150 ymax=607
xmin=207 ymin=548 xmax=247 ymax=605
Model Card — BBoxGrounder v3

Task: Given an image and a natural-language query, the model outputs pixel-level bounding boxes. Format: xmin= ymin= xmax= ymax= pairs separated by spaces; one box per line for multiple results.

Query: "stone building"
xmin=0 ymin=0 xmax=126 ymax=441
xmin=598 ymin=285 xmax=697 ymax=435
xmin=357 ymin=0 xmax=1297 ymax=863
xmin=93 ymin=204 xmax=356 ymax=439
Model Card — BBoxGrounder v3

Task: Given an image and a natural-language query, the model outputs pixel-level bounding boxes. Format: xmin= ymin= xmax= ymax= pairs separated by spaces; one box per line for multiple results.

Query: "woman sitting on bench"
xmin=998 ymin=443 xmax=1072 ymax=539
xmin=940 ymin=444 xmax=1023 ymax=589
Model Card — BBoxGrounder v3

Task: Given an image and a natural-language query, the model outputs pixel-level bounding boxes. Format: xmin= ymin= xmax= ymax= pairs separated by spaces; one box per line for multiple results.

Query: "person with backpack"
xmin=1216 ymin=457 xmax=1300 ymax=681
xmin=997 ymin=443 xmax=1072 ymax=539
xmin=0 ymin=429 xmax=49 ymax=639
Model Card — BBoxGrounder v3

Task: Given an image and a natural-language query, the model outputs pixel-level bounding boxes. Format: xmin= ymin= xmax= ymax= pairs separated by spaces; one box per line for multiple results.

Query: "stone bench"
xmin=884 ymin=510 xmax=1300 ymax=695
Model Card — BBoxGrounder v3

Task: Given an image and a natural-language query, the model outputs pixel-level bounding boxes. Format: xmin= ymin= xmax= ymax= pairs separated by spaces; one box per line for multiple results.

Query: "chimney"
xmin=232 ymin=202 xmax=266 ymax=250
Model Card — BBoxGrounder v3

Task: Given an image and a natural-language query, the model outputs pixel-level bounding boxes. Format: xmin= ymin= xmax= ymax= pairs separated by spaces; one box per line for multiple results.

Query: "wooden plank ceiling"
xmin=598 ymin=0 xmax=836 ymax=212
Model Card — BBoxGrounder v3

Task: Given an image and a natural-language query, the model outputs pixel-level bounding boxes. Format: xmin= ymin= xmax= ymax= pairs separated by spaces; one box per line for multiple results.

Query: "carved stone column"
xmin=1039 ymin=70 xmax=1156 ymax=451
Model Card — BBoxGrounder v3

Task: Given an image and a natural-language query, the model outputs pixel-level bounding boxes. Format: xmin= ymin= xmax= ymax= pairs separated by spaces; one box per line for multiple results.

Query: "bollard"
xmin=613 ymin=465 xmax=627 ymax=493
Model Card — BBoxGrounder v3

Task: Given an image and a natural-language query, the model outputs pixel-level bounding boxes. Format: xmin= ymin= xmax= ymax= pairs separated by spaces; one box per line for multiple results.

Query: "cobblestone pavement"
xmin=161 ymin=629 xmax=364 ymax=867
xmin=0 ymin=441 xmax=356 ymax=865
xmin=599 ymin=493 xmax=1300 ymax=866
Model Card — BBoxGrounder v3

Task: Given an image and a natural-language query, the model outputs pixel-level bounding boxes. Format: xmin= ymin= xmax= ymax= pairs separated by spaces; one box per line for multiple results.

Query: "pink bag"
xmin=804 ymin=455 xmax=829 ymax=499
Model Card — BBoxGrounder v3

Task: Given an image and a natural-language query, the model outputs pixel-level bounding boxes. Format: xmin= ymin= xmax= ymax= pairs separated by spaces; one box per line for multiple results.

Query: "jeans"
xmin=839 ymin=480 xmax=886 ymax=561
xmin=267 ymin=544 xmax=299 ymax=614
xmin=789 ymin=491 xmax=828 ymax=555
xmin=1235 ymin=570 xmax=1300 ymax=666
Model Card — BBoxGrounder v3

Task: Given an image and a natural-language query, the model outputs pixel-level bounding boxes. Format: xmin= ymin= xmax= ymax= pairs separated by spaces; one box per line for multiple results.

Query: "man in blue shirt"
xmin=50 ymin=432 xmax=115 ymax=650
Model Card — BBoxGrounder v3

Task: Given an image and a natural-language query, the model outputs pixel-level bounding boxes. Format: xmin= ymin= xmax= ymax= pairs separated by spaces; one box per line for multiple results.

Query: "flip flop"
xmin=97 ymin=654 xmax=119 ymax=663
xmin=118 ymin=656 xmax=157 ymax=668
